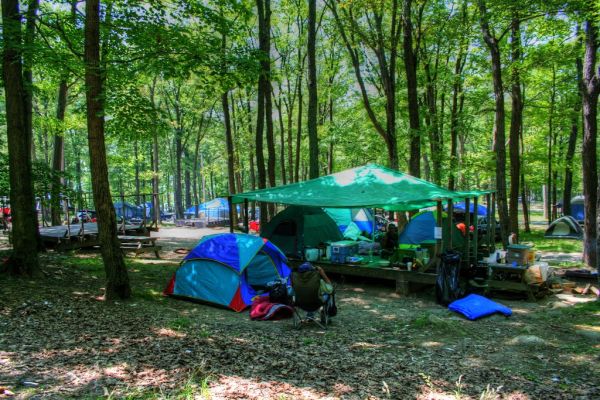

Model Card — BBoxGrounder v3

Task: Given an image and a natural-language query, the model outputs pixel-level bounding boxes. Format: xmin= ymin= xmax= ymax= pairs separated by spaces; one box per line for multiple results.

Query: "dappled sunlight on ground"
xmin=0 ymin=249 xmax=599 ymax=399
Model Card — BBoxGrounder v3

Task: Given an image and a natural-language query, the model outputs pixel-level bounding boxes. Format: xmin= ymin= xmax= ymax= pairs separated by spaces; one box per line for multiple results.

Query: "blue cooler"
xmin=331 ymin=240 xmax=359 ymax=263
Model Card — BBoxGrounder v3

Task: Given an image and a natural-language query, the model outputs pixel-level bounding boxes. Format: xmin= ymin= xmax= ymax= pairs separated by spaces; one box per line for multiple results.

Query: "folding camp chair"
xmin=291 ymin=270 xmax=331 ymax=329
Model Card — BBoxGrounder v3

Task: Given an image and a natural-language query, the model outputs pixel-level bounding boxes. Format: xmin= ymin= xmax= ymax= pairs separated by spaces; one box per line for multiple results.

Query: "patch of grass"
xmin=520 ymin=229 xmax=582 ymax=253
xmin=411 ymin=312 xmax=466 ymax=335
xmin=169 ymin=317 xmax=192 ymax=331
xmin=302 ymin=337 xmax=315 ymax=346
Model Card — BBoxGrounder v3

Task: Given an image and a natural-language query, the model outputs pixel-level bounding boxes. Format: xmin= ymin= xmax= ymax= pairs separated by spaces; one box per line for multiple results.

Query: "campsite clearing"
xmin=0 ymin=246 xmax=598 ymax=399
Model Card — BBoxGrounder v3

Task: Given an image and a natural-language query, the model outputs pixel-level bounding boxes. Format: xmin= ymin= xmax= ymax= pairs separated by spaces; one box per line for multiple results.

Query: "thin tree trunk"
xmin=84 ymin=0 xmax=130 ymax=300
xmin=563 ymin=32 xmax=583 ymax=217
xmin=403 ymin=0 xmax=420 ymax=176
xmin=479 ymin=0 xmax=509 ymax=248
xmin=134 ymin=140 xmax=141 ymax=205
xmin=519 ymin=87 xmax=530 ymax=233
xmin=546 ymin=66 xmax=556 ymax=224
xmin=508 ymin=15 xmax=522 ymax=239
xmin=150 ymin=79 xmax=161 ymax=224
xmin=307 ymin=0 xmax=319 ymax=179
xmin=1 ymin=0 xmax=40 ymax=275
xmin=295 ymin=76 xmax=303 ymax=183
xmin=51 ymin=80 xmax=68 ymax=225
xmin=581 ymin=18 xmax=599 ymax=268
xmin=256 ymin=0 xmax=268 ymax=222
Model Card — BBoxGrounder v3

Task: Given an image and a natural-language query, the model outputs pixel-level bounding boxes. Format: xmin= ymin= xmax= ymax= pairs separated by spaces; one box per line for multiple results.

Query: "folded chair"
xmin=291 ymin=270 xmax=330 ymax=329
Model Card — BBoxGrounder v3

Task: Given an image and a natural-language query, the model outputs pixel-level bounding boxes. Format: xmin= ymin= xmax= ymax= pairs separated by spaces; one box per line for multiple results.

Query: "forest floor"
xmin=1 ymin=227 xmax=599 ymax=399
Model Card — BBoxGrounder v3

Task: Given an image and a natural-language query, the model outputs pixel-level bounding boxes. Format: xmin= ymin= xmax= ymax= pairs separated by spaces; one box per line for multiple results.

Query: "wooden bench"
xmin=118 ymin=235 xmax=161 ymax=258
xmin=484 ymin=262 xmax=536 ymax=300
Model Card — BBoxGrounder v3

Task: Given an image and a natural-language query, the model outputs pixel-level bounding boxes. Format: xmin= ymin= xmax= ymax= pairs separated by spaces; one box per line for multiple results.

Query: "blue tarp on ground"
xmin=164 ymin=233 xmax=291 ymax=312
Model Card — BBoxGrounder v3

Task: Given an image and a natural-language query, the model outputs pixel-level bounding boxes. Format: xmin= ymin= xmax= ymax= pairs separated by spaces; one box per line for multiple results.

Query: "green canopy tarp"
xmin=232 ymin=164 xmax=461 ymax=211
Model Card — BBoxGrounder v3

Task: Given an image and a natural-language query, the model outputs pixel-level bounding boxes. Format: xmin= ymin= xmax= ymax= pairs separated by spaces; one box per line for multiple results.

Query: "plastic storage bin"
xmin=330 ymin=240 xmax=358 ymax=263
xmin=506 ymin=244 xmax=532 ymax=266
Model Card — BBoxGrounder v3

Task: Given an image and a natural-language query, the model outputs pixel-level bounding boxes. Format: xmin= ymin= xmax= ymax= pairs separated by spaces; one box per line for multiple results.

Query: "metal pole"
xmin=436 ymin=200 xmax=444 ymax=254
xmin=473 ymin=196 xmax=479 ymax=264
xmin=464 ymin=197 xmax=471 ymax=267
xmin=490 ymin=192 xmax=496 ymax=253
xmin=228 ymin=196 xmax=234 ymax=233
xmin=244 ymin=199 xmax=249 ymax=233
xmin=447 ymin=199 xmax=454 ymax=250
xmin=370 ymin=208 xmax=376 ymax=261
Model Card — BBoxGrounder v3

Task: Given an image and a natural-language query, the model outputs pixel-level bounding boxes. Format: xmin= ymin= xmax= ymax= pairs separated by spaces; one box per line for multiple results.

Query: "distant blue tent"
xmin=399 ymin=211 xmax=464 ymax=248
xmin=448 ymin=202 xmax=488 ymax=216
xmin=399 ymin=211 xmax=437 ymax=245
xmin=570 ymin=196 xmax=584 ymax=222
xmin=184 ymin=198 xmax=242 ymax=219
xmin=184 ymin=198 xmax=230 ymax=219
xmin=114 ymin=201 xmax=142 ymax=219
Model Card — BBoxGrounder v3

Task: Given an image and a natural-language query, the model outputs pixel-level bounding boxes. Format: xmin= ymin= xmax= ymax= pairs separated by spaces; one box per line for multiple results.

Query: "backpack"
xmin=268 ymin=280 xmax=291 ymax=305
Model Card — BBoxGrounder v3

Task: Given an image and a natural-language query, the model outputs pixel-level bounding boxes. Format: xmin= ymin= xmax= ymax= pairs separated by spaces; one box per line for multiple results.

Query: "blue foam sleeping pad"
xmin=448 ymin=294 xmax=512 ymax=320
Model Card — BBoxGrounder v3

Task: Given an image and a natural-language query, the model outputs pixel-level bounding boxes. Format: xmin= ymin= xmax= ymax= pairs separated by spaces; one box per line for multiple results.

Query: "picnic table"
xmin=484 ymin=262 xmax=536 ymax=300
xmin=291 ymin=257 xmax=437 ymax=294
xmin=118 ymin=235 xmax=161 ymax=258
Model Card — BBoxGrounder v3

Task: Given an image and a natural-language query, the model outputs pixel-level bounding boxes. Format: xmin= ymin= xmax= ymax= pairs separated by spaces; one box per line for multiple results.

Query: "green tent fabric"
xmin=260 ymin=205 xmax=343 ymax=258
xmin=232 ymin=164 xmax=461 ymax=211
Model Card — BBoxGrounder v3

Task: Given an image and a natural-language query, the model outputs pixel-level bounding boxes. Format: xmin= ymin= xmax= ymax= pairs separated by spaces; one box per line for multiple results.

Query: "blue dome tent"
xmin=449 ymin=201 xmax=488 ymax=216
xmin=164 ymin=233 xmax=291 ymax=312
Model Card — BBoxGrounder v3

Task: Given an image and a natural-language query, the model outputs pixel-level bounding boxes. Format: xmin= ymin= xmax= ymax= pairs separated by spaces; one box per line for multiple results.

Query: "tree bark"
xmin=581 ymin=18 xmax=599 ymax=268
xmin=1 ymin=0 xmax=40 ymax=276
xmin=256 ymin=0 xmax=269 ymax=221
xmin=222 ymin=91 xmax=237 ymax=226
xmin=479 ymin=0 xmax=509 ymax=248
xmin=150 ymin=79 xmax=161 ymax=225
xmin=307 ymin=0 xmax=319 ymax=179
xmin=563 ymin=31 xmax=583 ymax=217
xmin=51 ymin=80 xmax=68 ymax=225
xmin=23 ymin=0 xmax=39 ymax=158
xmin=85 ymin=0 xmax=130 ymax=300
xmin=508 ymin=14 xmax=522 ymax=239
xmin=403 ymin=0 xmax=420 ymax=176
xmin=546 ymin=66 xmax=556 ymax=224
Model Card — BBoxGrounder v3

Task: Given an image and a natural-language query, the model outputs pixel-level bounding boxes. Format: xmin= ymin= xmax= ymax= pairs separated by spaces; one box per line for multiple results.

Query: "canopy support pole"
xmin=370 ymin=208 xmax=376 ymax=262
xmin=464 ymin=197 xmax=471 ymax=267
xmin=473 ymin=196 xmax=479 ymax=263
xmin=447 ymin=199 xmax=453 ymax=250
xmin=244 ymin=199 xmax=249 ymax=233
xmin=228 ymin=196 xmax=234 ymax=233
xmin=490 ymin=192 xmax=496 ymax=252
xmin=436 ymin=201 xmax=444 ymax=254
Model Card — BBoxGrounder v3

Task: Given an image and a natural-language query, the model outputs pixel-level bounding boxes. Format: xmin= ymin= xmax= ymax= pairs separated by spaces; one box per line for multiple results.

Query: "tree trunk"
xmin=84 ymin=0 xmax=130 ymax=300
xmin=150 ymin=79 xmax=161 ymax=225
xmin=563 ymin=34 xmax=583 ymax=217
xmin=23 ymin=0 xmax=39 ymax=158
xmin=546 ymin=66 xmax=556 ymax=224
xmin=479 ymin=0 xmax=509 ymax=248
xmin=222 ymin=91 xmax=237 ymax=226
xmin=134 ymin=140 xmax=141 ymax=205
xmin=581 ymin=18 xmax=599 ymax=268
xmin=256 ymin=0 xmax=268 ymax=221
xmin=508 ymin=15 xmax=522 ymax=239
xmin=307 ymin=0 xmax=319 ymax=179
xmin=1 ymin=0 xmax=40 ymax=276
xmin=174 ymin=131 xmax=183 ymax=219
xmin=51 ymin=80 xmax=68 ymax=225
xmin=403 ymin=0 xmax=420 ymax=177
xmin=295 ymin=76 xmax=303 ymax=183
